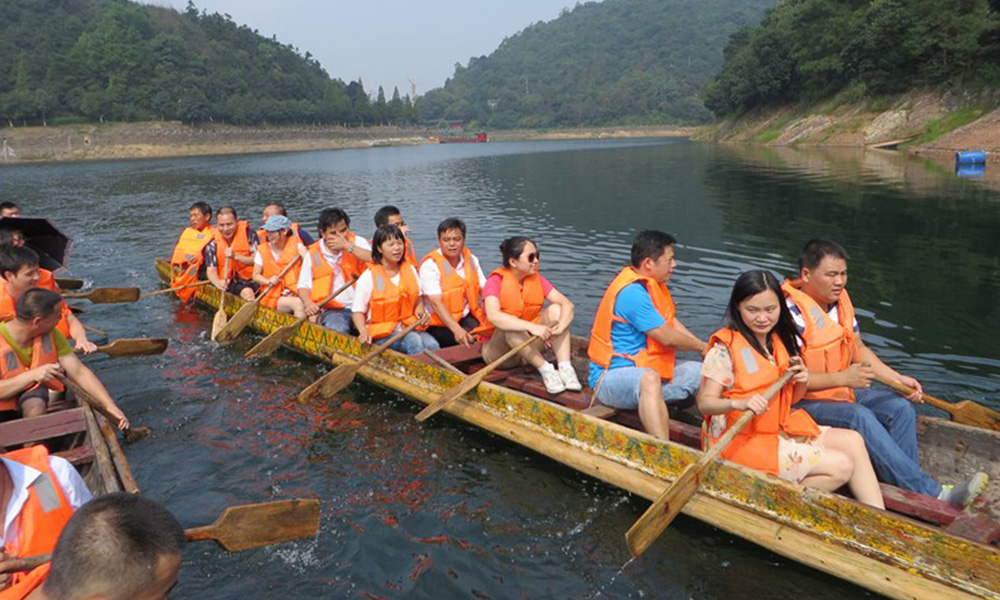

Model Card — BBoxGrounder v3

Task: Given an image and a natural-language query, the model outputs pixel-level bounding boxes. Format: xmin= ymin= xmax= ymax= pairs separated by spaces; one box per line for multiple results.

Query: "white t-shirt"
xmin=352 ymin=264 xmax=423 ymax=319
xmin=1 ymin=455 xmax=92 ymax=547
xmin=418 ymin=248 xmax=487 ymax=318
xmin=297 ymin=238 xmax=372 ymax=308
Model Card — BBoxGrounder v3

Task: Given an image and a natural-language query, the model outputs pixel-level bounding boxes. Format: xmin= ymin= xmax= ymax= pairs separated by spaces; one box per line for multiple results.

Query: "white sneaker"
xmin=540 ymin=365 xmax=566 ymax=394
xmin=938 ymin=472 xmax=989 ymax=507
xmin=558 ymin=363 xmax=582 ymax=392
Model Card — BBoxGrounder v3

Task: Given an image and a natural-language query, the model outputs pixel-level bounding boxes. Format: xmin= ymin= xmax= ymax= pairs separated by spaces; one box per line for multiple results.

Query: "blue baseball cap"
xmin=262 ymin=215 xmax=292 ymax=232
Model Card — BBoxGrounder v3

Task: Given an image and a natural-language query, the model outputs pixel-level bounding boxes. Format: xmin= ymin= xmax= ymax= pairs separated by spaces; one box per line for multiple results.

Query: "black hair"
xmin=631 ymin=230 xmax=676 ymax=269
xmin=0 ymin=229 xmax=22 ymax=246
xmin=799 ymin=239 xmax=849 ymax=271
xmin=725 ymin=270 xmax=800 ymax=359
xmin=265 ymin=201 xmax=288 ymax=216
xmin=0 ymin=201 xmax=19 ymax=211
xmin=371 ymin=224 xmax=406 ymax=264
xmin=0 ymin=244 xmax=39 ymax=279
xmin=318 ymin=207 xmax=351 ymax=233
xmin=499 ymin=236 xmax=536 ymax=269
xmin=216 ymin=206 xmax=238 ymax=220
xmin=437 ymin=217 xmax=466 ymax=238
xmin=15 ymin=287 xmax=62 ymax=321
xmin=189 ymin=201 xmax=212 ymax=217
xmin=43 ymin=492 xmax=185 ymax=600
xmin=374 ymin=205 xmax=401 ymax=228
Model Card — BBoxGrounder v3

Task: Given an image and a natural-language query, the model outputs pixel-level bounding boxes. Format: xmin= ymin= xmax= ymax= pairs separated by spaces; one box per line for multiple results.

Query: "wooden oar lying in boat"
xmin=54 ymin=277 xmax=85 ymax=290
xmin=214 ymin=256 xmax=302 ymax=344
xmin=875 ymin=374 xmax=1000 ymax=432
xmin=415 ymin=335 xmax=540 ymax=422
xmin=625 ymin=370 xmax=794 ymax=558
xmin=245 ymin=275 xmax=359 ymax=358
xmin=298 ymin=315 xmax=428 ymax=404
xmin=63 ymin=287 xmax=141 ymax=304
xmin=140 ymin=280 xmax=211 ymax=299
xmin=8 ymin=498 xmax=321 ymax=572
xmin=76 ymin=338 xmax=170 ymax=358
xmin=210 ymin=256 xmax=231 ymax=341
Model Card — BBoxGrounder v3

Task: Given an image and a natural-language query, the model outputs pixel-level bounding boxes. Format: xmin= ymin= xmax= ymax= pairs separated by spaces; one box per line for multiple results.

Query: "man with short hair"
xmin=588 ymin=230 xmax=706 ymax=440
xmin=169 ymin=202 xmax=217 ymax=302
xmin=260 ymin=202 xmax=315 ymax=247
xmin=0 ymin=203 xmax=21 ymax=218
xmin=297 ymin=208 xmax=370 ymax=333
xmin=25 ymin=492 xmax=184 ymax=600
xmin=374 ymin=205 xmax=416 ymax=265
xmin=0 ymin=288 xmax=128 ymax=426
xmin=204 ymin=207 xmax=258 ymax=302
xmin=784 ymin=239 xmax=987 ymax=505
xmin=418 ymin=217 xmax=487 ymax=348
xmin=0 ymin=246 xmax=95 ymax=354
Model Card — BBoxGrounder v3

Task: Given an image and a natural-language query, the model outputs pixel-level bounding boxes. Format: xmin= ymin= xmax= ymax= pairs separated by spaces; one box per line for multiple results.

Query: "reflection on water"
xmin=2 ymin=139 xmax=998 ymax=598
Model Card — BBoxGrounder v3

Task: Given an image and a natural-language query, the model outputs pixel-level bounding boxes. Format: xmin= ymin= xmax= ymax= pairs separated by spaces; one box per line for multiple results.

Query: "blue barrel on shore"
xmin=956 ymin=150 xmax=987 ymax=164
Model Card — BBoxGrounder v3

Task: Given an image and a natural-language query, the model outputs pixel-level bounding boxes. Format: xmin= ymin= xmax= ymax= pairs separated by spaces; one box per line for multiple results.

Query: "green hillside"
xmin=0 ymin=0 xmax=417 ymax=126
xmin=418 ymin=0 xmax=777 ymax=128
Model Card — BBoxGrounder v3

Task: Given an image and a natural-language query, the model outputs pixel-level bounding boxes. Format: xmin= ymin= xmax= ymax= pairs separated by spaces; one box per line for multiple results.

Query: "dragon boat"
xmin=156 ymin=257 xmax=1000 ymax=599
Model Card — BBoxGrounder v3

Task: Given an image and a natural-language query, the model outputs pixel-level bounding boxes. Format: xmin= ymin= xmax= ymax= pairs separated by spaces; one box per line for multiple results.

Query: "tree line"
xmin=0 ymin=0 xmax=419 ymax=127
xmin=704 ymin=0 xmax=1000 ymax=117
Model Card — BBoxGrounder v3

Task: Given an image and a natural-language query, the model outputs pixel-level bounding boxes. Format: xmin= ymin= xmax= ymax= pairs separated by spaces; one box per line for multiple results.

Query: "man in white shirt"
xmin=418 ymin=218 xmax=488 ymax=348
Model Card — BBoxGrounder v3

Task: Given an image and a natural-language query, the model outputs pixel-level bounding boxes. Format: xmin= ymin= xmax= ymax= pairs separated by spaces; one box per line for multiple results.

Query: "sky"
xmin=144 ymin=0 xmax=579 ymax=98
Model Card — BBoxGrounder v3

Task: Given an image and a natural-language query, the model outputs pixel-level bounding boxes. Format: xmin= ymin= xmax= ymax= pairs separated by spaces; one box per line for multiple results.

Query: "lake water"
xmin=2 ymin=138 xmax=998 ymax=598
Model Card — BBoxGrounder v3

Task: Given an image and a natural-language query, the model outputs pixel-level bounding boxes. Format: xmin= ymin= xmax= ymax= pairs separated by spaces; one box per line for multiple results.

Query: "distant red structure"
xmin=438 ymin=132 xmax=488 ymax=144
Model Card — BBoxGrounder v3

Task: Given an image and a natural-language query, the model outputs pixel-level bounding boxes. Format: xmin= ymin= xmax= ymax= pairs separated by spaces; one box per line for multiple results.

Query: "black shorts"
xmin=16 ymin=385 xmax=50 ymax=411
xmin=426 ymin=313 xmax=481 ymax=348
xmin=227 ymin=277 xmax=258 ymax=297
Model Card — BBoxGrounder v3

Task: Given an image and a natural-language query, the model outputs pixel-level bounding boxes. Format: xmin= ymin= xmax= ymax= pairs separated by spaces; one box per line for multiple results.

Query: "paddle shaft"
xmin=141 ymin=280 xmax=210 ymax=298
xmin=214 ymin=255 xmax=303 ymax=343
xmin=252 ymin=254 xmax=303 ymax=302
xmin=415 ymin=335 xmax=540 ymax=422
xmin=210 ymin=256 xmax=231 ymax=341
xmin=625 ymin=370 xmax=795 ymax=558
xmin=874 ymin=373 xmax=1000 ymax=430
xmin=876 ymin=374 xmax=961 ymax=414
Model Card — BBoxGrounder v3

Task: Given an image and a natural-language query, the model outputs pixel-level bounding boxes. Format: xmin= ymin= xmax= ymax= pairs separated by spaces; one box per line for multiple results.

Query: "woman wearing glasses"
xmin=480 ymin=236 xmax=579 ymax=394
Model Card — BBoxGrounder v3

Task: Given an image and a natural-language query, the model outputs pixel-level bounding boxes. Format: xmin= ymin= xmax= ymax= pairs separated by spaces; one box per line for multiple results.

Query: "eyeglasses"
xmin=526 ymin=252 xmax=539 ymax=263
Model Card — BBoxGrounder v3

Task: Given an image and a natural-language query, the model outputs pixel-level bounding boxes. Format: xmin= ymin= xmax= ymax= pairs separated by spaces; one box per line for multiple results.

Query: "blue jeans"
xmin=387 ymin=331 xmax=440 ymax=355
xmin=320 ymin=308 xmax=354 ymax=334
xmin=796 ymin=389 xmax=941 ymax=496
xmin=594 ymin=360 xmax=702 ymax=409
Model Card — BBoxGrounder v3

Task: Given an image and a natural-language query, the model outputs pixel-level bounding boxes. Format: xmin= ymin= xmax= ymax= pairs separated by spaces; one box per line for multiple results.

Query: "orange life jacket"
xmin=36 ymin=269 xmax=58 ymax=292
xmin=170 ymin=226 xmax=217 ymax=302
xmin=0 ymin=327 xmax=65 ymax=412
xmin=419 ymin=248 xmax=486 ymax=328
xmin=367 ymin=264 xmax=421 ymax=340
xmin=487 ymin=268 xmax=545 ymax=327
xmin=0 ymin=282 xmax=73 ymax=341
xmin=214 ymin=220 xmax=255 ymax=281
xmin=403 ymin=238 xmax=417 ymax=266
xmin=258 ymin=237 xmax=302 ymax=310
xmin=0 ymin=446 xmax=75 ymax=599
xmin=588 ymin=267 xmax=676 ymax=381
xmin=701 ymin=328 xmax=820 ymax=476
xmin=306 ymin=236 xmax=367 ymax=309
xmin=782 ymin=279 xmax=857 ymax=403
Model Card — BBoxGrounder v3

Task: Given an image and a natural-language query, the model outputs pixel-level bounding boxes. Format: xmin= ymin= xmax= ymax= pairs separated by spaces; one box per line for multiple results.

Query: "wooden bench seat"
xmin=0 ymin=408 xmax=87 ymax=448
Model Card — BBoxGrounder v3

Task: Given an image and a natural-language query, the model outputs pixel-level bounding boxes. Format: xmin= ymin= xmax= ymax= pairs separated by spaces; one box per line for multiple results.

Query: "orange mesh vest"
xmin=0 ymin=282 xmax=73 ymax=341
xmin=367 ymin=264 xmax=421 ymax=339
xmin=0 ymin=328 xmax=65 ymax=412
xmin=214 ymin=221 xmax=255 ymax=281
xmin=419 ymin=248 xmax=486 ymax=328
xmin=306 ymin=236 xmax=367 ymax=309
xmin=170 ymin=226 xmax=217 ymax=302
xmin=782 ymin=280 xmax=857 ymax=403
xmin=701 ymin=329 xmax=820 ymax=476
xmin=258 ymin=237 xmax=302 ymax=310
xmin=0 ymin=446 xmax=75 ymax=598
xmin=588 ymin=267 xmax=676 ymax=381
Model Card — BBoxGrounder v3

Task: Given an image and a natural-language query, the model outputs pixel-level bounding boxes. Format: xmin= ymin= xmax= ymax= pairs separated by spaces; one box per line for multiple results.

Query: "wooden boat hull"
xmin=155 ymin=258 xmax=1000 ymax=599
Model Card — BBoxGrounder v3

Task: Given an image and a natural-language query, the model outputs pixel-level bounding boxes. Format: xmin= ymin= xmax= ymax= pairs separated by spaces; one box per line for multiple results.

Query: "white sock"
xmin=537 ymin=362 xmax=556 ymax=375
xmin=558 ymin=361 xmax=573 ymax=371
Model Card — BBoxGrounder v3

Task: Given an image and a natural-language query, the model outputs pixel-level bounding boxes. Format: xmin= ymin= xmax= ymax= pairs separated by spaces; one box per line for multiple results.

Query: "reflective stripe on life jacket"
xmin=306 ymin=236 xmax=367 ymax=309
xmin=367 ymin=264 xmax=421 ymax=340
xmin=170 ymin=226 xmax=217 ymax=302
xmin=419 ymin=248 xmax=486 ymax=328
xmin=0 ymin=327 xmax=65 ymax=411
xmin=587 ymin=266 xmax=676 ymax=381
xmin=258 ymin=237 xmax=302 ymax=310
xmin=701 ymin=328 xmax=820 ymax=476
xmin=0 ymin=446 xmax=75 ymax=598
xmin=0 ymin=282 xmax=73 ymax=345
xmin=214 ymin=220 xmax=255 ymax=282
xmin=781 ymin=279 xmax=857 ymax=403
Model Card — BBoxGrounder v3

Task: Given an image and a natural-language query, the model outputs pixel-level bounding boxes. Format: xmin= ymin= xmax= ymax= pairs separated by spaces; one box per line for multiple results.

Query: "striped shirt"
xmin=786 ymin=297 xmax=859 ymax=335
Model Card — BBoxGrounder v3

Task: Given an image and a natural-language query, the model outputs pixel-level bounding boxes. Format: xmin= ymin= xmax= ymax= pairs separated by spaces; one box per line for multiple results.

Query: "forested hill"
xmin=417 ymin=0 xmax=777 ymax=128
xmin=704 ymin=0 xmax=1000 ymax=117
xmin=0 ymin=0 xmax=417 ymax=127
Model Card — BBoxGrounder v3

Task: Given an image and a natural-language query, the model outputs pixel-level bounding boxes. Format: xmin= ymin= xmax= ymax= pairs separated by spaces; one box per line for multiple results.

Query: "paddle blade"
xmin=66 ymin=287 xmax=142 ymax=303
xmin=625 ymin=463 xmax=701 ymax=557
xmin=952 ymin=400 xmax=1000 ymax=431
xmin=186 ymin=499 xmax=320 ymax=552
xmin=245 ymin=322 xmax=298 ymax=358
xmin=99 ymin=338 xmax=169 ymax=357
xmin=297 ymin=364 xmax=359 ymax=404
xmin=214 ymin=302 xmax=258 ymax=343
xmin=210 ymin=307 xmax=229 ymax=342
xmin=415 ymin=381 xmax=475 ymax=422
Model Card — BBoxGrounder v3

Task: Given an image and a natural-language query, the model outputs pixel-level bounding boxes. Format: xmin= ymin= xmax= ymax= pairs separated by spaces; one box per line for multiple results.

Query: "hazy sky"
xmin=145 ymin=0 xmax=578 ymax=97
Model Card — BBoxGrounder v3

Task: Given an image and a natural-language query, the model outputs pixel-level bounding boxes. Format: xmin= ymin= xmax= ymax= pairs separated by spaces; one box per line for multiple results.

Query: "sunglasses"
xmin=525 ymin=252 xmax=539 ymax=263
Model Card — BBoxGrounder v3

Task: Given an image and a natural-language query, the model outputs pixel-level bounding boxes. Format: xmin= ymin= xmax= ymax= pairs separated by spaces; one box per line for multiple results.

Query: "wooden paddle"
xmin=214 ymin=256 xmax=303 ymax=344
xmin=76 ymin=338 xmax=169 ymax=358
xmin=7 ymin=498 xmax=321 ymax=572
xmin=210 ymin=256 xmax=231 ymax=341
xmin=140 ymin=280 xmax=211 ymax=298
xmin=54 ymin=277 xmax=85 ymax=290
xmin=415 ymin=335 xmax=540 ymax=422
xmin=298 ymin=315 xmax=428 ymax=404
xmin=245 ymin=275 xmax=359 ymax=358
xmin=625 ymin=370 xmax=795 ymax=558
xmin=63 ymin=287 xmax=141 ymax=304
xmin=875 ymin=374 xmax=1000 ymax=432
